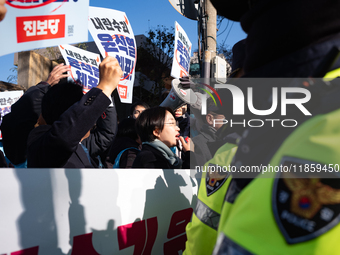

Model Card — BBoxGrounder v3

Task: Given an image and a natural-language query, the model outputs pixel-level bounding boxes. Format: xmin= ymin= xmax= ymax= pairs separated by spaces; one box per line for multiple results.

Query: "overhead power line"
xmin=217 ymin=19 xmax=229 ymax=37
xmin=222 ymin=21 xmax=234 ymax=45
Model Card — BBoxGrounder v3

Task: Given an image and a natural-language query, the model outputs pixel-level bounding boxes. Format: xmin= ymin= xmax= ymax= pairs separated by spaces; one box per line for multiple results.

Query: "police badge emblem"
xmin=206 ymin=163 xmax=230 ymax=196
xmin=272 ymin=156 xmax=340 ymax=244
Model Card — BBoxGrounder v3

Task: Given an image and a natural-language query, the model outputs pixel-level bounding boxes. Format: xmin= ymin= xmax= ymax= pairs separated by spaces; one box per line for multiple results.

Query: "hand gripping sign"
xmin=0 ymin=0 xmax=89 ymax=57
xmin=88 ymin=7 xmax=137 ymax=104
xmin=59 ymin=44 xmax=101 ymax=94
xmin=171 ymin=21 xmax=192 ymax=79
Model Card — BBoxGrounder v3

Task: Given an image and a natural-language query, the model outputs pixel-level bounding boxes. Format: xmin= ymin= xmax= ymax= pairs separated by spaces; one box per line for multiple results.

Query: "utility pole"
xmin=205 ymin=0 xmax=216 ymax=60
xmin=168 ymin=0 xmax=217 ymax=79
xmin=202 ymin=0 xmax=216 ymax=81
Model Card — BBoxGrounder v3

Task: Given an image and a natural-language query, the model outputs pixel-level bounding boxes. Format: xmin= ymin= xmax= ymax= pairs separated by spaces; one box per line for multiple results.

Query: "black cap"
xmin=210 ymin=0 xmax=249 ymax=21
xmin=207 ymin=89 xmax=234 ymax=117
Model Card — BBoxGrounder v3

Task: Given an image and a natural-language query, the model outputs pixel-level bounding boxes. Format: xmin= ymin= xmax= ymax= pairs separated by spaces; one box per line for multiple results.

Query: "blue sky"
xmin=0 ymin=0 xmax=246 ymax=83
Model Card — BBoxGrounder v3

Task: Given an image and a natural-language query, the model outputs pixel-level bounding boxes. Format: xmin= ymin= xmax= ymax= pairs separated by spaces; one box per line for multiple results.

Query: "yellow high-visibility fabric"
xmin=218 ymin=108 xmax=340 ymax=254
xmin=184 ymin=143 xmax=237 ymax=255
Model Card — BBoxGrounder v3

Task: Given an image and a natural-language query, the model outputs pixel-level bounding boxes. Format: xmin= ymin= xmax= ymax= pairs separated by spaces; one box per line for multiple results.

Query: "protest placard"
xmin=88 ymin=7 xmax=136 ymax=104
xmin=171 ymin=21 xmax=192 ymax=79
xmin=0 ymin=0 xmax=89 ymax=57
xmin=59 ymin=44 xmax=101 ymax=94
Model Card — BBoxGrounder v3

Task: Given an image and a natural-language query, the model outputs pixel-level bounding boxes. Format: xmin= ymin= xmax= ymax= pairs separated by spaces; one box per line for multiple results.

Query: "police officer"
xmin=184 ymin=142 xmax=237 ymax=255
xmin=210 ymin=0 xmax=340 ymax=254
xmin=184 ymin=40 xmax=245 ymax=255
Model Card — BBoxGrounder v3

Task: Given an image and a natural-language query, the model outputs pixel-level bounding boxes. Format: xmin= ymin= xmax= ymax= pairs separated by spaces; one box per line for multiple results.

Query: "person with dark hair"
xmin=175 ymin=104 xmax=190 ymax=138
xmin=1 ymin=63 xmax=71 ymax=167
xmin=130 ymin=101 xmax=149 ymax=119
xmin=107 ymin=118 xmax=141 ymax=168
xmin=27 ymin=56 xmax=122 ymax=168
xmin=210 ymin=0 xmax=340 ymax=254
xmin=132 ymin=106 xmax=192 ymax=169
xmin=40 ymin=82 xmax=83 ymax=125
xmin=191 ymin=95 xmax=230 ymax=167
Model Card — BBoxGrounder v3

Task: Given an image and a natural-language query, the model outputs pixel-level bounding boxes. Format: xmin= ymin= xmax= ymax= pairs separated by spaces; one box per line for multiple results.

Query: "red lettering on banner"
xmin=167 ymin=208 xmax=193 ymax=238
xmin=142 ymin=217 xmax=158 ymax=254
xmin=16 ymin=15 xmax=65 ymax=43
xmin=6 ymin=209 xmax=193 ymax=254
xmin=163 ymin=234 xmax=187 ymax=255
xmin=11 ymin=246 xmax=39 ymax=255
xmin=118 ymin=220 xmax=146 ymax=254
xmin=118 ymin=217 xmax=158 ymax=255
xmin=163 ymin=208 xmax=193 ymax=254
xmin=71 ymin=233 xmax=100 ymax=255
xmin=118 ymin=85 xmax=128 ymax=99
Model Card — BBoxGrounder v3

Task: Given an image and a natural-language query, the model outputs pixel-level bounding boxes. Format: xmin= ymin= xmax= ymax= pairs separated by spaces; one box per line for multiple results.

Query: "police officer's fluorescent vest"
xmin=184 ymin=143 xmax=237 ymax=255
xmin=213 ymin=69 xmax=340 ymax=254
xmin=214 ymin=108 xmax=340 ymax=254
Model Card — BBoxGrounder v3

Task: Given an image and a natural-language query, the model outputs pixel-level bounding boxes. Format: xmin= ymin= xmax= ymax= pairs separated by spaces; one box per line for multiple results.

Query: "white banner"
xmin=0 ymin=168 xmax=197 ymax=254
xmin=0 ymin=90 xmax=23 ymax=139
xmin=59 ymin=44 xmax=101 ymax=94
xmin=88 ymin=7 xmax=136 ymax=104
xmin=0 ymin=0 xmax=89 ymax=57
xmin=171 ymin=21 xmax=192 ymax=79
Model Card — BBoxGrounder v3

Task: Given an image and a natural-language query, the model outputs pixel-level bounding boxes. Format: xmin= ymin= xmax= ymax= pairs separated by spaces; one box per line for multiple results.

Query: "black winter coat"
xmin=1 ymin=82 xmax=50 ymax=165
xmin=108 ymin=137 xmax=140 ymax=168
xmin=132 ymin=144 xmax=191 ymax=169
xmin=27 ymin=88 xmax=116 ymax=168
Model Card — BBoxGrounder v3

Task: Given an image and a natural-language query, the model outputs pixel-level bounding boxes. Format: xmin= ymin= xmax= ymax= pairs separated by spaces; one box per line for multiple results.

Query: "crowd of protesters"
xmin=0 ymin=56 xmax=198 ymax=169
xmin=4 ymin=0 xmax=340 ymax=254
xmin=0 ymin=0 xmax=225 ymax=170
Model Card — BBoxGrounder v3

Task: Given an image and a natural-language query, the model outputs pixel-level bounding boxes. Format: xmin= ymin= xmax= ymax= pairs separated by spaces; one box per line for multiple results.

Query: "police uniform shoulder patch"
xmin=272 ymin=156 xmax=340 ymax=244
xmin=206 ymin=163 xmax=230 ymax=196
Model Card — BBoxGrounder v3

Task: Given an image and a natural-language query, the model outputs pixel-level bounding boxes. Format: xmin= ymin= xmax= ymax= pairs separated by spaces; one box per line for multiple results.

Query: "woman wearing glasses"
xmin=132 ymin=107 xmax=192 ymax=169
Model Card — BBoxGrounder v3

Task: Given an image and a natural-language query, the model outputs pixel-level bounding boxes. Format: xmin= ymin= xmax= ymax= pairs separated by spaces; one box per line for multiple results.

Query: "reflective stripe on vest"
xmin=323 ymin=67 xmax=340 ymax=80
xmin=212 ymin=233 xmax=254 ymax=255
xmin=195 ymin=198 xmax=220 ymax=230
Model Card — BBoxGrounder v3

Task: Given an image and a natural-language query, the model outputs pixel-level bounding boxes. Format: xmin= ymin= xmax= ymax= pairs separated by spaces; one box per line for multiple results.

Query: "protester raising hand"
xmin=46 ymin=63 xmax=71 ymax=86
xmin=26 ymin=57 xmax=121 ymax=168
xmin=97 ymin=56 xmax=123 ymax=98
xmin=179 ymin=136 xmax=193 ymax=152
